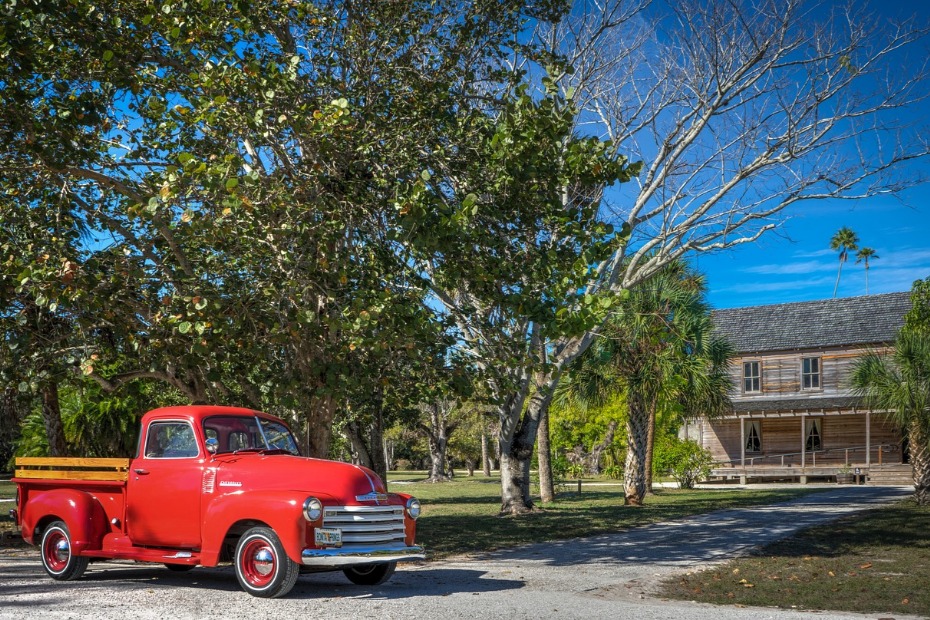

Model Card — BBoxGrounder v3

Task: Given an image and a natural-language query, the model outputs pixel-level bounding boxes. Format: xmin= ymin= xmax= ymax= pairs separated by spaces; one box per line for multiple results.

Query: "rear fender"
xmin=22 ymin=489 xmax=108 ymax=553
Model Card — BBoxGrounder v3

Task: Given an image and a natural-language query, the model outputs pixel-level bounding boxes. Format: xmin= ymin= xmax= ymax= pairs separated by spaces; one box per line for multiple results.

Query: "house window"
xmin=802 ymin=357 xmax=821 ymax=390
xmin=743 ymin=361 xmax=761 ymax=393
xmin=805 ymin=418 xmax=822 ymax=452
xmin=745 ymin=420 xmax=762 ymax=453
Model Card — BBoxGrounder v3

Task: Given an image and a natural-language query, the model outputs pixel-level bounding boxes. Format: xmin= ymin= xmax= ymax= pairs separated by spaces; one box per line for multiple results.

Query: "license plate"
xmin=314 ymin=527 xmax=342 ymax=546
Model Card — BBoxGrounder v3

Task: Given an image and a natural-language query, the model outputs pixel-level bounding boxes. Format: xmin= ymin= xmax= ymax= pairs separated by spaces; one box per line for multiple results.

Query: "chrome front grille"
xmin=323 ymin=505 xmax=406 ymax=546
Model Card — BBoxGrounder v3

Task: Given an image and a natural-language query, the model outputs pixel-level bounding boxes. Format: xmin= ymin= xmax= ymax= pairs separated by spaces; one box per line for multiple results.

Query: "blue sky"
xmin=691 ymin=0 xmax=930 ymax=310
xmin=695 ymin=187 xmax=930 ymax=309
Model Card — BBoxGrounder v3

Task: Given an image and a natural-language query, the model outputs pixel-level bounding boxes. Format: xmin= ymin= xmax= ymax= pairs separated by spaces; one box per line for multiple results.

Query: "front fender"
xmin=201 ymin=490 xmax=335 ymax=566
xmin=22 ymin=489 xmax=108 ymax=553
xmin=390 ymin=492 xmax=419 ymax=546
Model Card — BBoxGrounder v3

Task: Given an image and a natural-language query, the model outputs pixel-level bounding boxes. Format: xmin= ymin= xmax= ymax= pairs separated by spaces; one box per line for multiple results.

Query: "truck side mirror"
xmin=205 ymin=437 xmax=218 ymax=455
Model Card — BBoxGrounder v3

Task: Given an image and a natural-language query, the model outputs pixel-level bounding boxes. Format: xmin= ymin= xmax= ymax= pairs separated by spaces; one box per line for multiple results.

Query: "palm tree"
xmin=855 ymin=247 xmax=879 ymax=295
xmin=851 ymin=331 xmax=930 ymax=505
xmin=830 ymin=227 xmax=859 ymax=298
xmin=557 ymin=261 xmax=732 ymax=506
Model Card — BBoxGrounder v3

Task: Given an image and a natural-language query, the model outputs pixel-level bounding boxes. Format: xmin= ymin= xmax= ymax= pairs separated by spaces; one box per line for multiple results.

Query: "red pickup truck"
xmin=11 ymin=405 xmax=423 ymax=597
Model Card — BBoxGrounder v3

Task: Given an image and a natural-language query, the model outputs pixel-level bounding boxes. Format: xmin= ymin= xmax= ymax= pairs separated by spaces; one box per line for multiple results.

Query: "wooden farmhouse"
xmin=683 ymin=291 xmax=914 ymax=485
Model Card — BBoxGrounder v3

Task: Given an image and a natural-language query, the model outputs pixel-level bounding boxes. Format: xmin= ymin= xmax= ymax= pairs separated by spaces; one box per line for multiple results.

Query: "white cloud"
xmin=714 ymin=275 xmax=835 ymax=294
xmin=791 ymin=248 xmax=836 ymax=259
xmin=742 ymin=260 xmax=829 ymax=275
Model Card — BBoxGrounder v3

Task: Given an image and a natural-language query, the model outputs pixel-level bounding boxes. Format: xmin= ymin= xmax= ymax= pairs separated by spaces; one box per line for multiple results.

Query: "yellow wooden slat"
xmin=15 ymin=469 xmax=128 ymax=481
xmin=15 ymin=457 xmax=130 ymax=469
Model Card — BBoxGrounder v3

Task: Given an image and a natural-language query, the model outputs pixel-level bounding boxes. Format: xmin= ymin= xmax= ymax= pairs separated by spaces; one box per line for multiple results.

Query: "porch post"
xmin=740 ymin=417 xmax=745 ymax=468
xmin=865 ymin=409 xmax=871 ymax=466
xmin=801 ymin=413 xmax=806 ymax=468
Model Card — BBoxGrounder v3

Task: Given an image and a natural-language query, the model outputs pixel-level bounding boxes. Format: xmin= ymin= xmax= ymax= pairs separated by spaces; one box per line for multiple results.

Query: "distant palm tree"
xmin=830 ymin=227 xmax=859 ymax=298
xmin=856 ymin=247 xmax=879 ymax=295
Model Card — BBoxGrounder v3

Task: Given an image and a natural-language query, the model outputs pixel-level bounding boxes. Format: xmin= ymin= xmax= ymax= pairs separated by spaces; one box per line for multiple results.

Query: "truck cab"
xmin=12 ymin=405 xmax=423 ymax=598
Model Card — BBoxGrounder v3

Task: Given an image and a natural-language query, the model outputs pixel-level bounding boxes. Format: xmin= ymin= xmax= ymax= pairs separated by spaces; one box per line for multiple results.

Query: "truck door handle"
xmin=134 ymin=468 xmax=150 ymax=475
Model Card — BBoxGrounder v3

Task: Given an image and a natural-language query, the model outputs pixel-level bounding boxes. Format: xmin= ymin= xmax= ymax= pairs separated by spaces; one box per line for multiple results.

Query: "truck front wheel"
xmin=40 ymin=520 xmax=89 ymax=581
xmin=343 ymin=562 xmax=397 ymax=586
xmin=234 ymin=526 xmax=300 ymax=598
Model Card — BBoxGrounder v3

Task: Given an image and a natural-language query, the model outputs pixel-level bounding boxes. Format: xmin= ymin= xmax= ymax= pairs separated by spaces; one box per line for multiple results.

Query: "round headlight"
xmin=405 ymin=497 xmax=421 ymax=520
xmin=303 ymin=497 xmax=323 ymax=521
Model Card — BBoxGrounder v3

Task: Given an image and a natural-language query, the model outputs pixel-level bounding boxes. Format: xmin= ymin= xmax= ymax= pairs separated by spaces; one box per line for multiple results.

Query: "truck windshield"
xmin=203 ymin=415 xmax=301 ymax=455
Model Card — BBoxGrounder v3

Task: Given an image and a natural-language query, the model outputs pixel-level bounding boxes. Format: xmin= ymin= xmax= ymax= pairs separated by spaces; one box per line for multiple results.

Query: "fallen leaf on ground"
xmin=859 ymin=562 xmax=872 ymax=569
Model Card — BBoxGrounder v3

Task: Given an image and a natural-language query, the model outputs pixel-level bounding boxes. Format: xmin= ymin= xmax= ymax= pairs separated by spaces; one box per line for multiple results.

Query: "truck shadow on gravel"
xmin=0 ymin=555 xmax=521 ymax=601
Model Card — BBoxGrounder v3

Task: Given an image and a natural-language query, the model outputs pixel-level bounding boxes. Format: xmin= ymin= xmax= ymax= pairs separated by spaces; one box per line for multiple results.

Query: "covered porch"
xmin=689 ymin=408 xmax=908 ymax=484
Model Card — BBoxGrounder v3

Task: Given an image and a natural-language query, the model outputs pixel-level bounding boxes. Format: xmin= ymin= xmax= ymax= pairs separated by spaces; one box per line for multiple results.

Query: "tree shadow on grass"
xmin=456 ymin=487 xmax=914 ymax=568
xmin=751 ymin=500 xmax=930 ymax=560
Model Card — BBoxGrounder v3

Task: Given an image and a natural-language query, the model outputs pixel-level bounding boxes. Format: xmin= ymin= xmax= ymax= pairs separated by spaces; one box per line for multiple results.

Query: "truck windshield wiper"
xmin=231 ymin=448 xmax=294 ymax=455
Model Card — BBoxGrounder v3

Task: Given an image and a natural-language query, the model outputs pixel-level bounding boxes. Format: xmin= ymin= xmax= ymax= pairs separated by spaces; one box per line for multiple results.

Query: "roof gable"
xmin=712 ymin=291 xmax=911 ymax=354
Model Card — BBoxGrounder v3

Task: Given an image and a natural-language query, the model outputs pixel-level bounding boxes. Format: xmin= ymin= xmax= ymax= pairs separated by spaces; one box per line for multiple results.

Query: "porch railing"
xmin=714 ymin=443 xmax=899 ymax=468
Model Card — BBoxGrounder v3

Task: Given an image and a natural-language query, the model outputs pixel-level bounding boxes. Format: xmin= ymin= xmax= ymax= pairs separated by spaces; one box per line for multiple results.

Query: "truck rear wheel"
xmin=343 ymin=562 xmax=396 ymax=585
xmin=40 ymin=520 xmax=89 ymax=581
xmin=234 ymin=526 xmax=299 ymax=598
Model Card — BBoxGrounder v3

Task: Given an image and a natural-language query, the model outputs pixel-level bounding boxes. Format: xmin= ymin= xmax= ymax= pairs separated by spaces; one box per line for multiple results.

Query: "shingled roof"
xmin=712 ymin=291 xmax=911 ymax=354
xmin=731 ymin=395 xmax=861 ymax=413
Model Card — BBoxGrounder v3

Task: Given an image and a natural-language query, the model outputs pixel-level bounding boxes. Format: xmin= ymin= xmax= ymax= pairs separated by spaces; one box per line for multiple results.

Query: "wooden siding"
xmin=727 ymin=344 xmax=892 ymax=407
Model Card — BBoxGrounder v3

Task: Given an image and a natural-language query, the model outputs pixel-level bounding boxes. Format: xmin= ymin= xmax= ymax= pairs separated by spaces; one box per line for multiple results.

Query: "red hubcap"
xmin=44 ymin=530 xmax=70 ymax=572
xmin=240 ymin=538 xmax=275 ymax=587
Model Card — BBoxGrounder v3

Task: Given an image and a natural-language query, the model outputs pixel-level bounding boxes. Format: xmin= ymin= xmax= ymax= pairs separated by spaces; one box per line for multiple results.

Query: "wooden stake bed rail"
xmin=14 ymin=457 xmax=131 ymax=482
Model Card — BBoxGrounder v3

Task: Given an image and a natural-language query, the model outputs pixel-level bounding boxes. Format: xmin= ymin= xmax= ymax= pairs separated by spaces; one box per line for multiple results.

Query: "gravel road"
xmin=0 ymin=486 xmax=917 ymax=620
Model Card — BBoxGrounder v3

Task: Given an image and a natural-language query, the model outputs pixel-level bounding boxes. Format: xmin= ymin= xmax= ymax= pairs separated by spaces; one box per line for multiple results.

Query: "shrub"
xmin=551 ymin=455 xmax=570 ymax=480
xmin=657 ymin=437 xmax=714 ymax=489
xmin=602 ymin=464 xmax=623 ymax=480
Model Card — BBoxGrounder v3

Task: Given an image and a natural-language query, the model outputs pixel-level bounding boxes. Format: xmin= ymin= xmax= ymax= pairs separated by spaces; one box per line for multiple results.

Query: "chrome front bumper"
xmin=301 ymin=544 xmax=425 ymax=566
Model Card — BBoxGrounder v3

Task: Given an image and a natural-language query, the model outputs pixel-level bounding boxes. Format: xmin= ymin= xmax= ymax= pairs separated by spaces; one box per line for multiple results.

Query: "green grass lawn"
xmin=659 ymin=499 xmax=930 ymax=617
xmin=390 ymin=474 xmax=814 ymax=558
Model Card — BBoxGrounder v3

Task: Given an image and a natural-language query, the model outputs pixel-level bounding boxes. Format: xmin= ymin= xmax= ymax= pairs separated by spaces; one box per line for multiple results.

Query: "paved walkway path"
xmin=0 ymin=486 xmax=917 ymax=619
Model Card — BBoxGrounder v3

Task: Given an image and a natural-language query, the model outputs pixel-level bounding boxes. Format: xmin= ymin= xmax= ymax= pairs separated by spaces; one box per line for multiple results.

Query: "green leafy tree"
xmin=396 ymin=83 xmax=639 ymax=512
xmin=447 ymin=405 xmax=493 ymax=476
xmin=12 ymin=379 xmax=172 ymax=461
xmin=549 ymin=397 xmax=626 ymax=477
xmin=1 ymin=0 xmax=556 ymax=457
xmin=831 ymin=227 xmax=860 ymax=298
xmin=852 ymin=278 xmax=930 ymax=505
xmin=856 ymin=247 xmax=879 ymax=295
